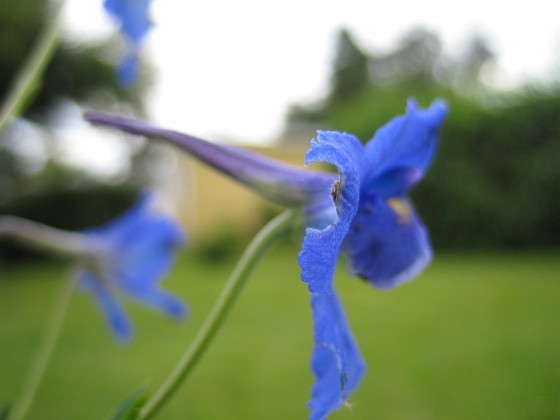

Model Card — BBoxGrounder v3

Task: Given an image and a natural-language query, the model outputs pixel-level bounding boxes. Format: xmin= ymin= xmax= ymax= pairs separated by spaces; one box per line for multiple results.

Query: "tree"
xmin=329 ymin=28 xmax=369 ymax=102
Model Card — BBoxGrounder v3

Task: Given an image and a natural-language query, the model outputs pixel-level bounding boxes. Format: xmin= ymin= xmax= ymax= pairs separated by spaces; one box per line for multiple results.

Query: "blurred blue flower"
xmin=79 ymin=193 xmax=187 ymax=341
xmin=85 ymin=98 xmax=447 ymax=416
xmin=103 ymin=0 xmax=154 ymax=85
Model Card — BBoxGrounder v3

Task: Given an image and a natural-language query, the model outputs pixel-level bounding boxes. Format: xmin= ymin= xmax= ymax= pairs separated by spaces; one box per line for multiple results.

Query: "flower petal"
xmin=82 ymin=193 xmax=187 ymax=339
xmin=79 ymin=271 xmax=133 ymax=341
xmin=121 ymin=287 xmax=187 ymax=318
xmin=298 ymin=131 xmax=363 ymax=293
xmin=104 ymin=0 xmax=153 ymax=43
xmin=343 ymin=194 xmax=432 ymax=289
xmin=103 ymin=0 xmax=154 ymax=85
xmin=108 ymin=217 xmax=185 ymax=290
xmin=84 ymin=113 xmax=336 ymax=208
xmin=308 ymin=291 xmax=365 ymax=420
xmin=362 ymin=99 xmax=447 ymax=196
xmin=116 ymin=48 xmax=140 ymax=86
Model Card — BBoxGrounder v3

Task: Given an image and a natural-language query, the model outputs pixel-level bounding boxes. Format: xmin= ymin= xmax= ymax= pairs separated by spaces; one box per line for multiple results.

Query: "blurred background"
xmin=1 ymin=0 xmax=559 ymax=251
xmin=0 ymin=1 xmax=559 ymax=419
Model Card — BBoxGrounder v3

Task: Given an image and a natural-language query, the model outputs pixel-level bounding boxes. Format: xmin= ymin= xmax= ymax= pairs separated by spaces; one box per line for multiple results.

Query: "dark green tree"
xmin=329 ymin=28 xmax=369 ymax=102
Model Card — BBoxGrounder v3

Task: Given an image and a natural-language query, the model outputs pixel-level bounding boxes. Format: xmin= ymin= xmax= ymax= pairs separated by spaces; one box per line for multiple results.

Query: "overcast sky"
xmin=64 ymin=0 xmax=559 ymax=145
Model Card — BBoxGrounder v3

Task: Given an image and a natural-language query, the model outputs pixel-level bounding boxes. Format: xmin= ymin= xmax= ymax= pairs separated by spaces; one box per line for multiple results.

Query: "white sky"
xmin=64 ymin=0 xmax=559 ymax=145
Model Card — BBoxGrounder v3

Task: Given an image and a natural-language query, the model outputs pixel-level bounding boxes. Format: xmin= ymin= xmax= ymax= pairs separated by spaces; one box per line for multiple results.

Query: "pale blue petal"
xmin=116 ymin=48 xmax=139 ymax=86
xmin=82 ymin=193 xmax=187 ymax=340
xmin=103 ymin=0 xmax=153 ymax=84
xmin=308 ymin=291 xmax=365 ymax=420
xmin=108 ymin=218 xmax=185 ymax=291
xmin=104 ymin=0 xmax=153 ymax=43
xmin=121 ymin=287 xmax=187 ymax=318
xmin=343 ymin=194 xmax=432 ymax=289
xmin=79 ymin=271 xmax=133 ymax=341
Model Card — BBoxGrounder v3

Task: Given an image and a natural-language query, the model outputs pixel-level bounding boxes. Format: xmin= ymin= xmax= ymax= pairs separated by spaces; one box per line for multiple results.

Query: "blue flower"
xmin=84 ymin=98 xmax=447 ymax=416
xmin=79 ymin=193 xmax=187 ymax=341
xmin=103 ymin=0 xmax=154 ymax=85
xmin=298 ymin=98 xmax=447 ymax=418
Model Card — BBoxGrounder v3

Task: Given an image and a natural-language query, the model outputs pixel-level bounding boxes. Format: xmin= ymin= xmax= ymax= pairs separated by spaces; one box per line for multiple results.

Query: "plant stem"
xmin=138 ymin=209 xmax=298 ymax=419
xmin=0 ymin=0 xmax=64 ymax=134
xmin=8 ymin=274 xmax=76 ymax=420
xmin=0 ymin=216 xmax=90 ymax=257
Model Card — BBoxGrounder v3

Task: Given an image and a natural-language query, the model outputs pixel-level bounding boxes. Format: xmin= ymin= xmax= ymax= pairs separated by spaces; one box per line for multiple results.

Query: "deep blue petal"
xmin=298 ymin=131 xmax=363 ymax=293
xmin=362 ymin=99 xmax=447 ymax=196
xmin=367 ymin=166 xmax=423 ymax=198
xmin=79 ymin=271 xmax=133 ymax=341
xmin=343 ymin=194 xmax=432 ymax=289
xmin=308 ymin=291 xmax=365 ymax=420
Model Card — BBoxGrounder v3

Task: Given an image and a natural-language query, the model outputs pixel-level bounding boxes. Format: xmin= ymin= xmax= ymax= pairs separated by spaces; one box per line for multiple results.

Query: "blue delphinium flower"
xmin=103 ymin=0 xmax=154 ymax=85
xmin=297 ymin=99 xmax=446 ymax=418
xmin=85 ymin=98 xmax=447 ymax=417
xmin=79 ymin=193 xmax=187 ymax=341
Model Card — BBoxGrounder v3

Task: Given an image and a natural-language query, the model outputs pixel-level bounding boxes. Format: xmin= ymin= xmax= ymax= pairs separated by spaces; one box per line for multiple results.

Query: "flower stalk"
xmin=7 ymin=274 xmax=76 ymax=420
xmin=0 ymin=216 xmax=90 ymax=257
xmin=0 ymin=0 xmax=64 ymax=134
xmin=138 ymin=209 xmax=298 ymax=419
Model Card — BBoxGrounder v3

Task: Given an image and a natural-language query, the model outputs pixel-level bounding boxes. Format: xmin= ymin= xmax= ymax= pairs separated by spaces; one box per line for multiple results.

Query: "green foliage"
xmin=329 ymin=28 xmax=369 ymax=102
xmin=30 ymin=42 xmax=146 ymax=119
xmin=0 ymin=0 xmax=153 ymax=234
xmin=0 ymin=0 xmax=44 ymax=97
xmin=110 ymin=386 xmax=149 ymax=420
xmin=414 ymin=87 xmax=560 ymax=249
xmin=1 ymin=250 xmax=559 ymax=418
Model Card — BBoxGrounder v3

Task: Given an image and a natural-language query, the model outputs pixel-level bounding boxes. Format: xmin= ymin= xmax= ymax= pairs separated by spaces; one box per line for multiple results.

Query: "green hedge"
xmin=413 ymin=88 xmax=560 ymax=249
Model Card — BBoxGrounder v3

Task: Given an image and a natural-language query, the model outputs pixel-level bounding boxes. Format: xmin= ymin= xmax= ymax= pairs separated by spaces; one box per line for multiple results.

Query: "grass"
xmin=1 ymin=245 xmax=559 ymax=419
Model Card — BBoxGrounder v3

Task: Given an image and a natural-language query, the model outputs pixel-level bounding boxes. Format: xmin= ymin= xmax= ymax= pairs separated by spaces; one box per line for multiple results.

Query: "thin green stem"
xmin=0 ymin=0 xmax=65 ymax=134
xmin=0 ymin=216 xmax=90 ymax=256
xmin=138 ymin=209 xmax=298 ymax=419
xmin=8 ymin=274 xmax=76 ymax=420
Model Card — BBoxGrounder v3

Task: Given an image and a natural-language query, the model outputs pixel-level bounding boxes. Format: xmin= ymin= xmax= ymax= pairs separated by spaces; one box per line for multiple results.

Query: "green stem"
xmin=0 ymin=0 xmax=65 ymax=134
xmin=138 ymin=209 xmax=298 ymax=419
xmin=8 ymin=274 xmax=76 ymax=420
xmin=0 ymin=216 xmax=90 ymax=257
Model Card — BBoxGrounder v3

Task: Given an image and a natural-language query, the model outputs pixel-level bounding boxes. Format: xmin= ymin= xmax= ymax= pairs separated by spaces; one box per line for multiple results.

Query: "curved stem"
xmin=138 ymin=209 xmax=298 ymax=419
xmin=0 ymin=0 xmax=64 ymax=134
xmin=8 ymin=274 xmax=76 ymax=420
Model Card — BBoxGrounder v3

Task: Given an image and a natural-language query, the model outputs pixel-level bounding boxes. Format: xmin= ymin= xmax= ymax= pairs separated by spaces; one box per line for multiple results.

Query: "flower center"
xmin=331 ymin=179 xmax=341 ymax=204
xmin=387 ymin=198 xmax=412 ymax=224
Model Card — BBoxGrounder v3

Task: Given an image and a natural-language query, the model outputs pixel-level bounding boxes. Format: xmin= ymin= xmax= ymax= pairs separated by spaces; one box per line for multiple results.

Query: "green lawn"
xmin=1 ymin=245 xmax=559 ymax=419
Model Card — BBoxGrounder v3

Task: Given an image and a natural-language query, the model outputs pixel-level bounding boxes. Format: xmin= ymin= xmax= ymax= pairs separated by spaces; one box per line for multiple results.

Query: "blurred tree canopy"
xmin=285 ymin=28 xmax=560 ymax=249
xmin=0 ymin=0 xmax=146 ymax=119
xmin=0 ymin=0 xmax=153 ymax=258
